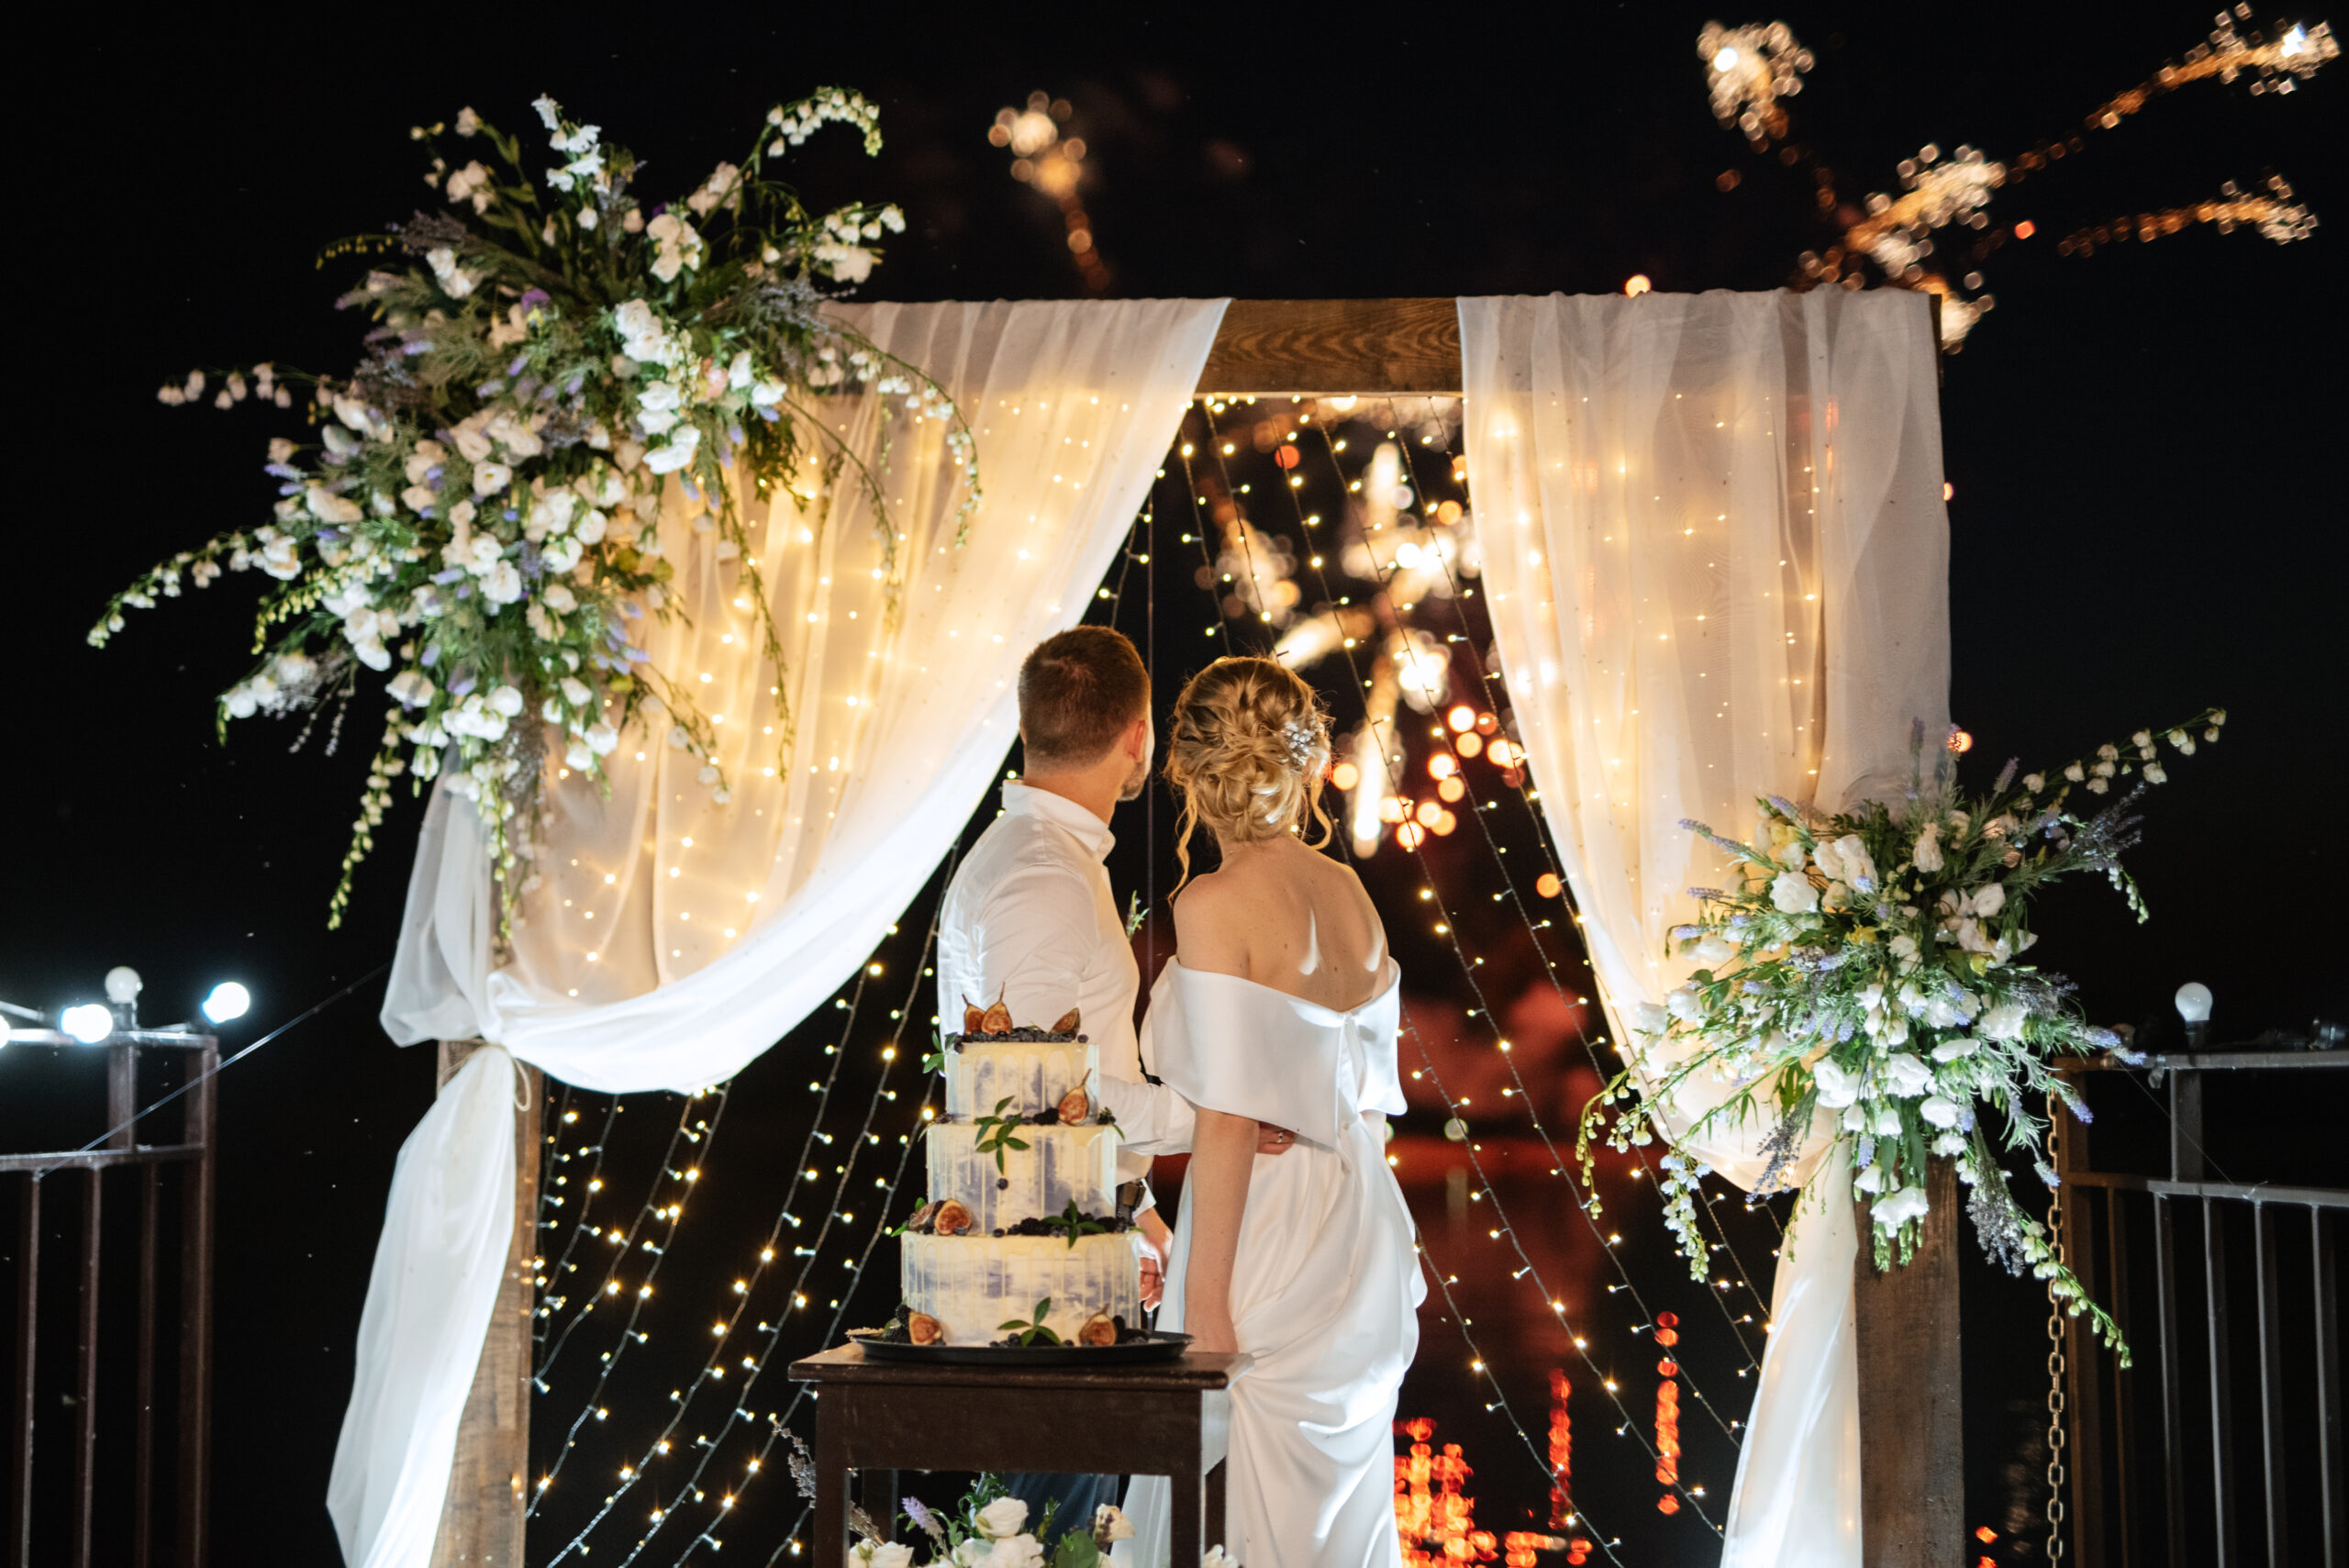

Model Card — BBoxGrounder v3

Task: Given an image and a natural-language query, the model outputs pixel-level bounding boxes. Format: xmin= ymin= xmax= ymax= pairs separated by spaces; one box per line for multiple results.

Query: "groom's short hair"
xmin=1018 ymin=627 xmax=1149 ymax=772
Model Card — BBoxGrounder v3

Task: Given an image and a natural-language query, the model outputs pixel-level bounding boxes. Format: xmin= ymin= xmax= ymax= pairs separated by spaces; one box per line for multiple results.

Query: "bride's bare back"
xmin=1170 ymin=833 xmax=1388 ymax=1011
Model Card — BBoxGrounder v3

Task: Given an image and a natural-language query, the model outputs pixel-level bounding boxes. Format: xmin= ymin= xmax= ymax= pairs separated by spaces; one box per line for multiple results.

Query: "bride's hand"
xmin=1254 ymin=1121 xmax=1298 ymax=1155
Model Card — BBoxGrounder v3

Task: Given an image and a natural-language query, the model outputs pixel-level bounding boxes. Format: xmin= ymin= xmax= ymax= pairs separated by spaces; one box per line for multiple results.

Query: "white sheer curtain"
xmin=332 ymin=298 xmax=1228 ymax=1568
xmin=1459 ymin=288 xmax=1949 ymax=1568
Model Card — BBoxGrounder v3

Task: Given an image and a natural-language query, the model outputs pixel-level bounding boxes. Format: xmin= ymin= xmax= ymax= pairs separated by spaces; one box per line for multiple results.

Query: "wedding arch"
xmin=339 ymin=289 xmax=1953 ymax=1568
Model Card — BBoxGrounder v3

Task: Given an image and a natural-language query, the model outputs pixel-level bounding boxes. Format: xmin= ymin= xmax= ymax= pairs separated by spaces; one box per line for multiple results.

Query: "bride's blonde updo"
xmin=1164 ymin=656 xmax=1333 ymax=892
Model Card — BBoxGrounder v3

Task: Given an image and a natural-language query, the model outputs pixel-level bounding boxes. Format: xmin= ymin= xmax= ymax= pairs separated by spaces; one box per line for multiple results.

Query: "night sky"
xmin=4 ymin=7 xmax=2343 ymax=1565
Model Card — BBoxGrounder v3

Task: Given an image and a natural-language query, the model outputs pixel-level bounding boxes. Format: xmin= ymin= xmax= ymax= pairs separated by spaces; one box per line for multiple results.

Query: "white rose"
xmin=1813 ymin=1057 xmax=1862 ymax=1108
xmin=613 ymin=299 xmax=674 ymax=365
xmin=559 ymin=676 xmax=592 ymax=707
xmin=487 ymin=684 xmax=525 ymax=717
xmin=1931 ymin=1036 xmax=1978 ymax=1063
xmin=1883 ymin=1053 xmax=1932 ymax=1097
xmin=473 ymin=461 xmax=514 ymax=496
xmin=1695 ymin=932 xmax=1735 ymax=966
xmin=450 ymin=418 xmax=490 ymax=464
xmin=975 ymin=1497 xmax=1029 ymax=1540
xmin=872 ymin=1546 xmax=914 ymax=1568
xmin=1911 ymin=823 xmax=1943 ymax=873
xmin=1631 ymin=1001 xmax=1671 ymax=1036
xmin=985 ymin=1538 xmax=1042 ymax=1568
xmin=541 ymin=535 xmax=584 ymax=575
xmin=644 ymin=440 xmax=699 ymax=475
xmin=543 ymin=581 xmax=578 ymax=613
xmin=1978 ymin=1003 xmax=2029 ymax=1042
xmin=1770 ymin=870 xmax=1820 ymax=914
xmin=1664 ymin=985 xmax=1705 ymax=1023
xmin=573 ymin=511 xmax=608 ymax=545
xmin=565 ymin=738 xmax=595 ymax=770
xmin=1919 ymin=1095 xmax=1964 ymax=1129
xmin=951 ymin=1542 xmax=990 ymax=1568
xmin=1965 ymin=882 xmax=2004 ymax=918
xmin=584 ymin=720 xmax=618 ymax=755
xmin=387 ymin=671 xmax=436 ymax=709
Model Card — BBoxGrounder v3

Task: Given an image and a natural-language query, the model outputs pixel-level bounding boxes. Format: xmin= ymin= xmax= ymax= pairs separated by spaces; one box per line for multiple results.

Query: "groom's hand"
xmin=1136 ymin=1207 xmax=1172 ymax=1309
xmin=1255 ymin=1121 xmax=1298 ymax=1155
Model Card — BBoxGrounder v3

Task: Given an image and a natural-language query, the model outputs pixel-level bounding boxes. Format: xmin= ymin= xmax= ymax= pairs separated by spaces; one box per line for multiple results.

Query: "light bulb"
xmin=2173 ymin=983 xmax=2212 ymax=1025
xmin=105 ymin=966 xmax=144 ymax=1004
xmin=201 ymin=983 xmax=251 ymax=1025
xmin=61 ymin=1004 xmax=114 ymax=1044
xmin=1713 ymin=46 xmax=1741 ymax=72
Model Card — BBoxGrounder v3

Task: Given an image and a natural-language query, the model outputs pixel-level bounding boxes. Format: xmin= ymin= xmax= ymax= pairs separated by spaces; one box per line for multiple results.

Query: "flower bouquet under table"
xmin=94 ymin=89 xmax=974 ymax=931
xmin=1578 ymin=709 xmax=2229 ymax=1359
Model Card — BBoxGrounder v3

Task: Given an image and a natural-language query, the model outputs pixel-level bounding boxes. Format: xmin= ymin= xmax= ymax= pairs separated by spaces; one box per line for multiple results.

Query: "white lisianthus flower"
xmin=645 ymin=212 xmax=705 ymax=282
xmin=1770 ymin=870 xmax=1820 ymax=914
xmin=401 ymin=484 xmax=438 ymax=515
xmin=686 ymin=162 xmax=742 ymax=218
xmin=613 ymin=299 xmax=678 ymax=366
xmin=564 ymin=738 xmax=595 ymax=770
xmin=387 ymin=671 xmax=436 ymax=709
xmin=1884 ymin=1053 xmax=1932 ymax=1097
xmin=1919 ymin=1095 xmax=1964 ymax=1129
xmin=1887 ymin=932 xmax=1920 ymax=968
xmin=487 ymin=684 xmax=525 ymax=717
xmin=1979 ymin=1003 xmax=2029 ymax=1041
xmin=1664 ymin=985 xmax=1704 ymax=1023
xmin=526 ymin=602 xmax=559 ymax=640
xmin=1969 ymin=883 xmax=2006 ymax=917
xmin=544 ymin=581 xmax=578 ymax=613
xmin=573 ymin=511 xmax=607 ymax=545
xmin=1874 ymin=1184 xmax=1932 ymax=1228
xmin=1911 ymin=822 xmax=1943 ymax=873
xmin=950 ymin=1542 xmax=990 ymax=1568
xmin=1695 ymin=931 xmax=1736 ymax=966
xmin=974 ymin=1497 xmax=1029 ymax=1540
xmin=542 ymin=535 xmax=584 ymax=575
xmin=1631 ymin=1001 xmax=1671 ymax=1036
xmin=426 ymin=247 xmax=477 ymax=298
xmin=871 ymin=1548 xmax=913 ymax=1568
xmin=559 ymin=676 xmax=592 ymax=707
xmin=644 ymin=426 xmax=702 ymax=473
xmin=1813 ymin=833 xmax=1877 ymax=889
xmin=473 ymin=462 xmax=514 ymax=496
xmin=750 ymin=377 xmax=787 ymax=407
xmin=480 ymin=561 xmax=525 ymax=604
xmin=584 ymin=720 xmax=619 ymax=756
xmin=1813 ymin=1057 xmax=1862 ymax=1108
xmin=223 ymin=684 xmax=259 ymax=718
xmin=1931 ymin=1036 xmax=1978 ymax=1063
xmin=306 ymin=486 xmax=363 ymax=525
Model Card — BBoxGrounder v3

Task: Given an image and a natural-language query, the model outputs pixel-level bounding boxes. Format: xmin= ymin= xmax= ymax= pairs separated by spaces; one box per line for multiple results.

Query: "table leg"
xmin=1205 ymin=1460 xmax=1225 ymax=1550
xmin=1169 ymin=1462 xmax=1202 ymax=1566
xmin=815 ymin=1412 xmax=848 ymax=1554
xmin=860 ymin=1469 xmax=899 ymax=1540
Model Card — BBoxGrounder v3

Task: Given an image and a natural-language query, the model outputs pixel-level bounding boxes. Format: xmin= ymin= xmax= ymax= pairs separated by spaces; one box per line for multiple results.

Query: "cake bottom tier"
xmin=901 ymin=1230 xmax=1143 ymax=1348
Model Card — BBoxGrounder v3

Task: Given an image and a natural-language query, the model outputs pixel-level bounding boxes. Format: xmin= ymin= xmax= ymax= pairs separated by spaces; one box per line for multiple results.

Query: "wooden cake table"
xmin=786 ymin=1343 xmax=1242 ymax=1555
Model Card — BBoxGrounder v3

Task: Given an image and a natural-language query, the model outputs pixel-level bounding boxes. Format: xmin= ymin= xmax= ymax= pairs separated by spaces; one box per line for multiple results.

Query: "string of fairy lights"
xmin=1172 ymin=397 xmax=1753 ymax=1537
xmin=1197 ymin=398 xmax=1777 ymax=1386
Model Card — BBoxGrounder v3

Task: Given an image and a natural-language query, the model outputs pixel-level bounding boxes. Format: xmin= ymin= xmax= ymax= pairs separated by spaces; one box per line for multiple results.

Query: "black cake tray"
xmin=846 ymin=1329 xmax=1191 ymax=1367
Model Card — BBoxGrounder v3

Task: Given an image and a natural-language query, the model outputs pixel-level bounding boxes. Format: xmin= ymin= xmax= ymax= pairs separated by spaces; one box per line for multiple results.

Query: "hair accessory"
xmin=1277 ymin=717 xmax=1322 ymax=773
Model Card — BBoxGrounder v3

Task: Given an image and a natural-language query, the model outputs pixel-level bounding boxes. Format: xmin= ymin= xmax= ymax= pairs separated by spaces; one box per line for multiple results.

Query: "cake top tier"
xmin=938 ymin=1001 xmax=1099 ymax=1118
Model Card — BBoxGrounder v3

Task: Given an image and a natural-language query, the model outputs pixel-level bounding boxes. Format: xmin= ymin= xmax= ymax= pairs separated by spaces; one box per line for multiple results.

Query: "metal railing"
xmin=2 ymin=1029 xmax=216 ymax=1568
xmin=2056 ymin=1045 xmax=2345 ymax=1568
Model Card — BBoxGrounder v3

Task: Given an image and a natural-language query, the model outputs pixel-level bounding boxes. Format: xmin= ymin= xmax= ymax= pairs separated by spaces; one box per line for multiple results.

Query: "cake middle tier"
xmin=927 ymin=1120 xmax=1120 ymax=1232
xmin=942 ymin=1036 xmax=1097 ymax=1118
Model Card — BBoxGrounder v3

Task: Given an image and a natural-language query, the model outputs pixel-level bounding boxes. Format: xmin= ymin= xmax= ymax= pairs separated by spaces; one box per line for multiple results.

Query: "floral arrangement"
xmin=94 ymin=90 xmax=977 ymax=930
xmin=1579 ymin=708 xmax=2229 ymax=1360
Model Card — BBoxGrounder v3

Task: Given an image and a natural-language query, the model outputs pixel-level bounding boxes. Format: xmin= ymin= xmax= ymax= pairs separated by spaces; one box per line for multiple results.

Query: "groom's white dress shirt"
xmin=937 ymin=782 xmax=1195 ymax=1200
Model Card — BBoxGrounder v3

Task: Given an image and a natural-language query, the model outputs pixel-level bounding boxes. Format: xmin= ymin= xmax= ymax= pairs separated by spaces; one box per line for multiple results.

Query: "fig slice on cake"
xmin=979 ymin=999 xmax=1014 ymax=1035
xmin=1077 ymin=1311 xmax=1118 ymax=1346
xmin=932 ymin=1200 xmax=974 ymax=1236
xmin=1052 ymin=1006 xmax=1082 ymax=1033
xmin=962 ymin=1000 xmax=986 ymax=1035
xmin=908 ymin=1312 xmax=944 ymax=1346
xmin=1056 ymin=1073 xmax=1093 ymax=1126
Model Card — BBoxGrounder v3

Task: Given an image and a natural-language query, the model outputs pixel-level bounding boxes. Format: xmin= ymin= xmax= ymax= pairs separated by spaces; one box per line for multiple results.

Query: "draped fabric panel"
xmin=335 ymin=298 xmax=1228 ymax=1568
xmin=1459 ymin=288 xmax=1949 ymax=1568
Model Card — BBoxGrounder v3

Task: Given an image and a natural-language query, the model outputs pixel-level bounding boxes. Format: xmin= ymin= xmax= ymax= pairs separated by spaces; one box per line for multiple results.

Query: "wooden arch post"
xmin=431 ymin=293 xmax=1956 ymax=1564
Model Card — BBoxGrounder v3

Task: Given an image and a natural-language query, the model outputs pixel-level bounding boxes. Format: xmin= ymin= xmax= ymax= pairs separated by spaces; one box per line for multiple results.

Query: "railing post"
xmin=1855 ymin=1157 xmax=1965 ymax=1567
xmin=429 ymin=1041 xmax=540 ymax=1568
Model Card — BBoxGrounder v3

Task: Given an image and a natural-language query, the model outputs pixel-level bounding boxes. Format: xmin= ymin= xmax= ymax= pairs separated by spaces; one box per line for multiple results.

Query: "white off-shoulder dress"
xmin=1121 ymin=959 xmax=1426 ymax=1568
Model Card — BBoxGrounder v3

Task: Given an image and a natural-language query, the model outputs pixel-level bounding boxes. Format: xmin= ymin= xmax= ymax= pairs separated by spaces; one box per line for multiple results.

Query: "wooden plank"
xmin=1198 ymin=298 xmax=1461 ymax=395
xmin=1854 ymin=1158 xmax=1965 ymax=1568
xmin=429 ymin=1042 xmax=540 ymax=1568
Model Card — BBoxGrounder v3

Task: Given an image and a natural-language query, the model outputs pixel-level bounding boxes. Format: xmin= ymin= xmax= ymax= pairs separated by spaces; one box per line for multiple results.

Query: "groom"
xmin=937 ymin=626 xmax=1289 ymax=1524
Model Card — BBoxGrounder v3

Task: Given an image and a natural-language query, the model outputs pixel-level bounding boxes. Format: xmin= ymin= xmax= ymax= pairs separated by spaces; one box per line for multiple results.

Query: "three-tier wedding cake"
xmin=895 ymin=1001 xmax=1145 ymax=1346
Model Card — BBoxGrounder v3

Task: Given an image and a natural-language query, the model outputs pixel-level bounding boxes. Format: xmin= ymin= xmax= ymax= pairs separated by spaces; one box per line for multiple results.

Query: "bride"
xmin=1121 ymin=657 xmax=1425 ymax=1567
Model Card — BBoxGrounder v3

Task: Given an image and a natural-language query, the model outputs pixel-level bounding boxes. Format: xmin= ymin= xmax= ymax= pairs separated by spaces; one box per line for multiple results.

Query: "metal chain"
xmin=2044 ymin=1099 xmax=2069 ymax=1564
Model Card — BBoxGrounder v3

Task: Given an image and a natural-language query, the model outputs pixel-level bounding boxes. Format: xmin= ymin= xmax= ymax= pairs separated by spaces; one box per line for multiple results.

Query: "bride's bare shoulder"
xmin=1170 ymin=873 xmax=1251 ymax=973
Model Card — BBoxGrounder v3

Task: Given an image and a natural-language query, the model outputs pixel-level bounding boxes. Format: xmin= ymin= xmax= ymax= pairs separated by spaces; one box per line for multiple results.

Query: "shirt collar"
xmin=1002 ymin=780 xmax=1115 ymax=862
